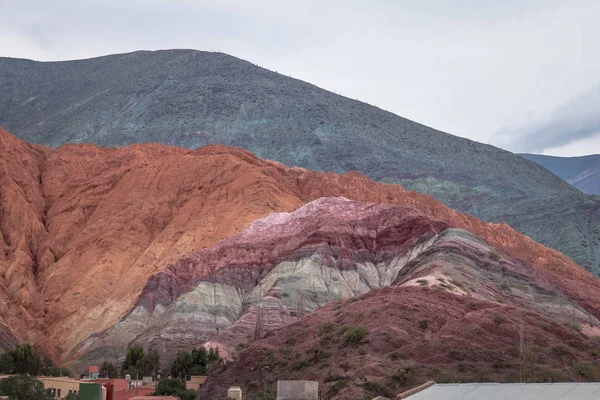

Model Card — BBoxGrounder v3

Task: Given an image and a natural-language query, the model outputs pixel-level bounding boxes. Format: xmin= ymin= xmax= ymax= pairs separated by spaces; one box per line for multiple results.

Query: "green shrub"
xmin=552 ymin=346 xmax=571 ymax=356
xmin=419 ymin=320 xmax=429 ymax=330
xmin=574 ymin=362 xmax=597 ymax=380
xmin=249 ymin=391 xmax=276 ymax=400
xmin=570 ymin=323 xmax=583 ymax=332
xmin=493 ymin=315 xmax=505 ymax=324
xmin=416 ymin=279 xmax=428 ymax=286
xmin=391 ymin=362 xmax=416 ymax=386
xmin=344 ymin=326 xmax=368 ymax=346
xmin=291 ymin=360 xmax=310 ymax=371
xmin=435 ymin=369 xmax=459 ymax=383
xmin=363 ymin=380 xmax=395 ymax=398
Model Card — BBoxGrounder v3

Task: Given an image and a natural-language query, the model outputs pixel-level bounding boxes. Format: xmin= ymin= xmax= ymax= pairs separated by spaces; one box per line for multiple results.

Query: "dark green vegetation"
xmin=99 ymin=360 xmax=118 ymax=378
xmin=170 ymin=347 xmax=222 ymax=380
xmin=152 ymin=379 xmax=196 ymax=400
xmin=1 ymin=50 xmax=598 ymax=274
xmin=120 ymin=345 xmax=160 ymax=378
xmin=521 ymin=153 xmax=600 ymax=195
xmin=0 ymin=344 xmax=70 ymax=377
xmin=0 ymin=375 xmax=53 ymax=400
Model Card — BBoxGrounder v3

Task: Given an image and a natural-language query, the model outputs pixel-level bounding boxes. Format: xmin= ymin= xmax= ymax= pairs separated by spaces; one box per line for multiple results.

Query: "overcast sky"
xmin=1 ymin=0 xmax=599 ymax=156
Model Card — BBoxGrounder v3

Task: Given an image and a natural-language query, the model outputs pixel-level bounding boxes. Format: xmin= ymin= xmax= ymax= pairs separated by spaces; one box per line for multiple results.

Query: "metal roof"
xmin=407 ymin=383 xmax=600 ymax=400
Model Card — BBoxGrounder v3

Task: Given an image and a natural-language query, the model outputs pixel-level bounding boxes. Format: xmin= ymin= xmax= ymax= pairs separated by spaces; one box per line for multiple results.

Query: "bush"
xmin=249 ymin=391 xmax=276 ymax=400
xmin=153 ymin=379 xmax=196 ymax=400
xmin=344 ymin=326 xmax=368 ymax=346
xmin=319 ymin=322 xmax=334 ymax=344
xmin=391 ymin=362 xmax=416 ymax=386
xmin=570 ymin=323 xmax=583 ymax=332
xmin=419 ymin=320 xmax=429 ymax=330
xmin=363 ymin=380 xmax=395 ymax=398
xmin=435 ymin=369 xmax=459 ymax=383
xmin=416 ymin=279 xmax=428 ymax=286
xmin=574 ymin=362 xmax=597 ymax=380
xmin=552 ymin=346 xmax=571 ymax=357
xmin=291 ymin=360 xmax=309 ymax=371
xmin=493 ymin=315 xmax=505 ymax=324
xmin=0 ymin=375 xmax=53 ymax=399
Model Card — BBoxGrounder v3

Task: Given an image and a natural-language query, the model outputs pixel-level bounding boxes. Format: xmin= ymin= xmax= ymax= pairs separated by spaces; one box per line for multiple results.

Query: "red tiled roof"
xmin=112 ymin=388 xmax=155 ymax=400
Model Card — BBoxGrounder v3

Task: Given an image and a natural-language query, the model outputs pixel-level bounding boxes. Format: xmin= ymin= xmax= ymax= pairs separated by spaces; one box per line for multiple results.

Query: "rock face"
xmin=74 ymin=199 xmax=600 ymax=376
xmin=521 ymin=153 xmax=600 ymax=195
xmin=1 ymin=50 xmax=599 ymax=274
xmin=0 ymin=127 xmax=598 ymax=366
xmin=72 ymin=199 xmax=450 ymax=365
xmin=199 ymin=286 xmax=600 ymax=399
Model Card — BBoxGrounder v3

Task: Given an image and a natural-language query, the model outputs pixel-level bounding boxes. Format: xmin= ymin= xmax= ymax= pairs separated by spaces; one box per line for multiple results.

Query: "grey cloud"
xmin=1 ymin=0 xmax=600 ymax=156
xmin=494 ymin=84 xmax=600 ymax=153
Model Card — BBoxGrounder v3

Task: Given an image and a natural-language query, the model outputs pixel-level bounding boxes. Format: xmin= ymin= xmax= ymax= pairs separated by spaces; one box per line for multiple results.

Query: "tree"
xmin=143 ymin=347 xmax=160 ymax=377
xmin=153 ymin=379 xmax=196 ymax=400
xmin=190 ymin=347 xmax=207 ymax=375
xmin=100 ymin=361 xmax=118 ymax=378
xmin=206 ymin=347 xmax=222 ymax=372
xmin=0 ymin=344 xmax=39 ymax=375
xmin=121 ymin=345 xmax=160 ymax=378
xmin=122 ymin=345 xmax=145 ymax=378
xmin=0 ymin=375 xmax=53 ymax=400
xmin=170 ymin=350 xmax=192 ymax=381
xmin=170 ymin=347 xmax=222 ymax=380
xmin=65 ymin=392 xmax=79 ymax=400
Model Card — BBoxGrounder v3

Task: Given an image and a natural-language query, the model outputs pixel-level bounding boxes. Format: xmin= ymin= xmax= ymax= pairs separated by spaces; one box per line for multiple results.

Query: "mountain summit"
xmin=1 ymin=49 xmax=599 ymax=274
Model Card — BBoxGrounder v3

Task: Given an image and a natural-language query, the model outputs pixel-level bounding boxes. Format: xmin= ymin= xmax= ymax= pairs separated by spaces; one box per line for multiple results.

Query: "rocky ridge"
xmin=1 ymin=50 xmax=599 ymax=274
xmin=0 ymin=127 xmax=597 ymax=364
xmin=74 ymin=198 xmax=600 ymax=373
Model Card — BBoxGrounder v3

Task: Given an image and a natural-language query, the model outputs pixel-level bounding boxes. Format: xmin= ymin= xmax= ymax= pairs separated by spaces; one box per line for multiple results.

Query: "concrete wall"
xmin=276 ymin=380 xmax=319 ymax=400
xmin=41 ymin=377 xmax=80 ymax=399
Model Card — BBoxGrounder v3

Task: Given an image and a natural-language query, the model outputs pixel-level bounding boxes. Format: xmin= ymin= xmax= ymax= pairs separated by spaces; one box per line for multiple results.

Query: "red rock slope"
xmin=0 ymin=126 xmax=597 ymax=359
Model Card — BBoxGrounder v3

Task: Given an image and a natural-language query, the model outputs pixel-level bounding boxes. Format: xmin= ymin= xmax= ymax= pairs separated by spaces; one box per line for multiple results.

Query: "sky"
xmin=0 ymin=0 xmax=599 ymax=156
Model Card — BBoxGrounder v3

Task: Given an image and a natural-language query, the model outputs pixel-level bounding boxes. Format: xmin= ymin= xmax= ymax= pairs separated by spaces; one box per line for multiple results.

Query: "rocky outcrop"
xmin=74 ymin=199 xmax=600 ymax=371
xmin=199 ymin=286 xmax=600 ymax=399
xmin=0 ymin=127 xmax=598 ymax=364
xmin=2 ymin=50 xmax=599 ymax=274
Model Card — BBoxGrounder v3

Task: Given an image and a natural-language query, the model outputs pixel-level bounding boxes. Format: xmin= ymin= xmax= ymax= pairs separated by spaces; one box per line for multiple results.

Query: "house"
xmin=39 ymin=377 xmax=81 ymax=399
xmin=88 ymin=366 xmax=100 ymax=379
xmin=185 ymin=375 xmax=207 ymax=390
xmin=128 ymin=397 xmax=178 ymax=400
xmin=398 ymin=382 xmax=600 ymax=399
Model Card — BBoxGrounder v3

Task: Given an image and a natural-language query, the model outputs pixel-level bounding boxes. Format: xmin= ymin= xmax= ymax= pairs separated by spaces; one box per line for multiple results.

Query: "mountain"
xmin=200 ymin=285 xmax=600 ymax=399
xmin=1 ymin=127 xmax=596 ymax=366
xmin=521 ymin=153 xmax=600 ymax=195
xmin=75 ymin=197 xmax=600 ymax=384
xmin=0 ymin=50 xmax=599 ymax=275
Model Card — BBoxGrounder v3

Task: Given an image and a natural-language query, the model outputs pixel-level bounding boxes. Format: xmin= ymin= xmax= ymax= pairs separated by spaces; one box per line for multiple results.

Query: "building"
xmin=40 ymin=377 xmax=81 ymax=399
xmin=79 ymin=382 xmax=107 ymax=400
xmin=186 ymin=375 xmax=207 ymax=390
xmin=129 ymin=397 xmax=178 ymax=400
xmin=399 ymin=382 xmax=600 ymax=399
xmin=112 ymin=388 xmax=155 ymax=400
xmin=88 ymin=379 xmax=129 ymax=392
xmin=89 ymin=365 xmax=100 ymax=379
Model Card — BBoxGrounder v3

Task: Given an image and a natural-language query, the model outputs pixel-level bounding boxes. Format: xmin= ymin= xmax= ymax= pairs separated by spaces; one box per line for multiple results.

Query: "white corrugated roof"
xmin=407 ymin=383 xmax=600 ymax=400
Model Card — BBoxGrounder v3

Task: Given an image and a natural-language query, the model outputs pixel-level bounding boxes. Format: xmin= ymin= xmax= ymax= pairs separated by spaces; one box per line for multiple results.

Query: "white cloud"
xmin=541 ymin=132 xmax=600 ymax=157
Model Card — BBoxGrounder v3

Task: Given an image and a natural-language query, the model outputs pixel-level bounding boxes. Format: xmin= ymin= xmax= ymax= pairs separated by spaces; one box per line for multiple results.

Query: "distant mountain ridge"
xmin=0 ymin=50 xmax=599 ymax=274
xmin=521 ymin=153 xmax=600 ymax=195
